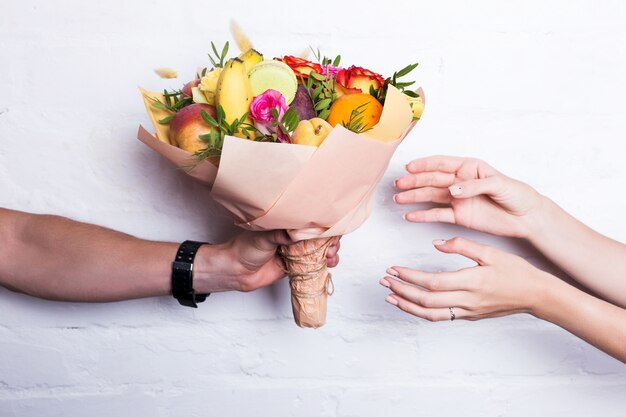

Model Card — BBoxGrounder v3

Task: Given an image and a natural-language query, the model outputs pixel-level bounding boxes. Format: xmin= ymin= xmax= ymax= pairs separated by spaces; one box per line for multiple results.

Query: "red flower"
xmin=276 ymin=56 xmax=323 ymax=80
xmin=335 ymin=65 xmax=385 ymax=95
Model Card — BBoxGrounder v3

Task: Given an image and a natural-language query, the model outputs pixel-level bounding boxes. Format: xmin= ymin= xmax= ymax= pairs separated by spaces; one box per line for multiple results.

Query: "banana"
xmin=215 ymin=58 xmax=254 ymax=139
xmin=238 ymin=49 xmax=263 ymax=74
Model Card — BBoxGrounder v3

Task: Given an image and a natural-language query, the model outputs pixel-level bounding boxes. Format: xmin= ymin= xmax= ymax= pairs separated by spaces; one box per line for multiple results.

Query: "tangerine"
xmin=326 ymin=93 xmax=383 ymax=131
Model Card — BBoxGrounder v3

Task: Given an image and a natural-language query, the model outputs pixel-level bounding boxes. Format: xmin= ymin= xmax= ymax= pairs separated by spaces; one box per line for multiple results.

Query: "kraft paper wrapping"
xmin=138 ymin=85 xmax=421 ymax=327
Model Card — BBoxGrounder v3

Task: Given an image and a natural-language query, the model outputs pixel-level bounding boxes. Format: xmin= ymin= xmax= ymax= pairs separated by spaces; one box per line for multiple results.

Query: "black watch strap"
xmin=172 ymin=240 xmax=210 ymax=308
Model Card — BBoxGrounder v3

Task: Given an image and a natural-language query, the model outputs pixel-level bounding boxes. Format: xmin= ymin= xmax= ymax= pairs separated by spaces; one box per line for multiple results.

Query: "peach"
xmin=181 ymin=79 xmax=201 ymax=97
xmin=291 ymin=118 xmax=332 ymax=147
xmin=169 ymin=103 xmax=217 ymax=153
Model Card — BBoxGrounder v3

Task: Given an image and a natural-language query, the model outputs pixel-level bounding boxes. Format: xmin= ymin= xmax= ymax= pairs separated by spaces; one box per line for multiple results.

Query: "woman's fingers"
xmin=395 ymin=171 xmax=457 ymax=190
xmin=385 ymin=293 xmax=469 ymax=322
xmin=405 ymin=155 xmax=466 ymax=174
xmin=386 ymin=266 xmax=473 ymax=291
xmin=448 ymin=176 xmax=506 ymax=200
xmin=432 ymin=237 xmax=495 ymax=266
xmin=404 ymin=207 xmax=456 ymax=224
xmin=381 ymin=276 xmax=468 ymax=309
xmin=394 ymin=187 xmax=451 ymax=204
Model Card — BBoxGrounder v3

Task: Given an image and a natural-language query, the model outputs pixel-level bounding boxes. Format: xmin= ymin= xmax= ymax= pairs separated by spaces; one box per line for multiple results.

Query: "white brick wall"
xmin=1 ymin=1 xmax=626 ymax=415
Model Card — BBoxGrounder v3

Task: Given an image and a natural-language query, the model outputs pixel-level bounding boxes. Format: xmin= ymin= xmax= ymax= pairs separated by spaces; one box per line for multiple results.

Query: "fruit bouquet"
xmin=138 ymin=26 xmax=424 ymax=328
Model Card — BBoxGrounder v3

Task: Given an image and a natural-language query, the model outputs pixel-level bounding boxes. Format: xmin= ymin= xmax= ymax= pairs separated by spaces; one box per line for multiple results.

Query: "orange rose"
xmin=276 ymin=56 xmax=323 ymax=80
xmin=335 ymin=66 xmax=385 ymax=96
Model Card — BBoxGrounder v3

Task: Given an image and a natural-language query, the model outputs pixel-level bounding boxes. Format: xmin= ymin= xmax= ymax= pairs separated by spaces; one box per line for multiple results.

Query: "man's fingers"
xmin=404 ymin=208 xmax=456 ymax=224
xmin=432 ymin=237 xmax=495 ymax=266
xmin=253 ymin=230 xmax=293 ymax=248
xmin=394 ymin=187 xmax=451 ymax=204
xmin=395 ymin=171 xmax=457 ymax=190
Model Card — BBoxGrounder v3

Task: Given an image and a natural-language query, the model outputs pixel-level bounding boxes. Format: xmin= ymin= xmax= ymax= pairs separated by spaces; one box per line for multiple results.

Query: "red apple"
xmin=169 ymin=103 xmax=217 ymax=154
xmin=181 ymin=79 xmax=201 ymax=97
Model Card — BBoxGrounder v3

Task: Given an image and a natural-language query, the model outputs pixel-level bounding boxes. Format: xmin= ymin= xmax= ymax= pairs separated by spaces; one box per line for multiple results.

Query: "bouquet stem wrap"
xmin=280 ymin=237 xmax=335 ymax=328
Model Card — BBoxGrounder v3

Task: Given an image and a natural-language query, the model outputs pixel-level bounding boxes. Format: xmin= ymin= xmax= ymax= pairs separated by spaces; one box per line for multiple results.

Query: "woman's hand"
xmin=394 ymin=156 xmax=545 ymax=239
xmin=380 ymin=237 xmax=551 ymax=321
xmin=197 ymin=231 xmax=341 ymax=293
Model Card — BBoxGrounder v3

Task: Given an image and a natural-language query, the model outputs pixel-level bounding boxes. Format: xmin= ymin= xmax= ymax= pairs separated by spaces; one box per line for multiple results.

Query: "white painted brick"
xmin=2 ymin=0 xmax=626 ymax=415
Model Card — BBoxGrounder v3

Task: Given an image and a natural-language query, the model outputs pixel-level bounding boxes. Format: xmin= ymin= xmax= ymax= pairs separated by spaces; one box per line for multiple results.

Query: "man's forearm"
xmin=527 ymin=198 xmax=626 ymax=307
xmin=0 ymin=208 xmax=182 ymax=301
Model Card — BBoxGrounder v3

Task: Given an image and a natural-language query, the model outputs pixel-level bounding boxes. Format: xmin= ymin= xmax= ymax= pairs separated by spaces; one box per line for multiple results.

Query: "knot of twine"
xmin=280 ymin=237 xmax=335 ymax=299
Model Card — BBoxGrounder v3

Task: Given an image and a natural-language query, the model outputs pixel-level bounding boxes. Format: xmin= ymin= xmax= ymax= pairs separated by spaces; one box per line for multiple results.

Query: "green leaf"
xmin=158 ymin=116 xmax=173 ymax=124
xmin=221 ymin=41 xmax=229 ymax=62
xmin=395 ymin=81 xmax=416 ymax=89
xmin=396 ymin=63 xmax=418 ymax=78
xmin=404 ymin=90 xmax=419 ymax=98
xmin=333 ymin=55 xmax=341 ymax=66
xmin=151 ymin=101 xmax=168 ymax=110
xmin=310 ymin=72 xmax=326 ymax=82
xmin=211 ymin=42 xmax=220 ymax=61
xmin=312 ymin=85 xmax=323 ymax=99
xmin=216 ymin=105 xmax=226 ymax=123
xmin=314 ymin=98 xmax=332 ymax=110
xmin=200 ymin=110 xmax=219 ymax=127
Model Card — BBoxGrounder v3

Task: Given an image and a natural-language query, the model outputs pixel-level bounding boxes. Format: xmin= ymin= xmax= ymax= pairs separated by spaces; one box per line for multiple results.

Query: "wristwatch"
xmin=171 ymin=240 xmax=210 ymax=308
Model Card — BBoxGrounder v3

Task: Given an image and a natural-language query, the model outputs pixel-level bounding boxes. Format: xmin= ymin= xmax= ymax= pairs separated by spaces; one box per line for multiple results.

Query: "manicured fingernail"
xmin=449 ymin=185 xmax=462 ymax=196
xmin=379 ymin=278 xmax=391 ymax=288
xmin=402 ymin=213 xmax=410 ymax=221
xmin=394 ymin=179 xmax=399 ymax=188
xmin=393 ymin=194 xmax=398 ymax=203
xmin=433 ymin=239 xmax=446 ymax=246
xmin=385 ymin=295 xmax=398 ymax=306
xmin=386 ymin=268 xmax=399 ymax=277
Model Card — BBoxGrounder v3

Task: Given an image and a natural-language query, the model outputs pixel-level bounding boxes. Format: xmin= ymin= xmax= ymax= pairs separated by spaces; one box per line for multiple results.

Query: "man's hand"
xmin=195 ymin=231 xmax=341 ymax=293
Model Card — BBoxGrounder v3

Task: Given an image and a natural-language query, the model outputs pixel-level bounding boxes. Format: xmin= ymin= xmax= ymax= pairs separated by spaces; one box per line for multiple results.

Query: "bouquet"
xmin=138 ymin=26 xmax=424 ymax=328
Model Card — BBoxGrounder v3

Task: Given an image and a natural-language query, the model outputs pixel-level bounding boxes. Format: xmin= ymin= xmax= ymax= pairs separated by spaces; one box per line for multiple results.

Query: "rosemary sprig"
xmin=208 ymin=41 xmax=229 ymax=69
xmin=372 ymin=62 xmax=419 ymax=104
xmin=300 ymin=72 xmax=336 ymax=120
xmin=147 ymin=89 xmax=192 ymax=124
xmin=310 ymin=47 xmax=341 ymax=67
xmin=192 ymin=105 xmax=248 ymax=161
xmin=271 ymin=107 xmax=300 ymax=139
xmin=342 ymin=102 xmax=371 ymax=134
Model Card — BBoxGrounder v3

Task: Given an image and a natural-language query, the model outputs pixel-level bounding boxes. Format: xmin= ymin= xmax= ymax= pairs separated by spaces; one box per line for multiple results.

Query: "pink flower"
xmin=249 ymin=89 xmax=288 ymax=123
xmin=322 ymin=64 xmax=341 ymax=78
xmin=249 ymin=89 xmax=290 ymax=143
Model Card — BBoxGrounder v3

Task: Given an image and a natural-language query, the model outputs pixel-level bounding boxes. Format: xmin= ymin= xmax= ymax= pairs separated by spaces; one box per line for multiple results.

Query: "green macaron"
xmin=248 ymin=60 xmax=298 ymax=104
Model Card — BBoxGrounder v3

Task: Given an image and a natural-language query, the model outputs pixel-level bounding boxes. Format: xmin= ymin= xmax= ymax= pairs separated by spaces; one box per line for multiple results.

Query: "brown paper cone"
xmin=280 ymin=237 xmax=334 ymax=329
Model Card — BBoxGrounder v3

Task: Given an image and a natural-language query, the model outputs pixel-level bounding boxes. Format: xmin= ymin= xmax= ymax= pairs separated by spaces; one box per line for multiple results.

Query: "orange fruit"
xmin=327 ymin=93 xmax=383 ymax=131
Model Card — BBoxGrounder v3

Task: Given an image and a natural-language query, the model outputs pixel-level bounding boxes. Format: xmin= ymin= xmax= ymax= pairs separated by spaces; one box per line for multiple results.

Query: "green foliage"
xmin=208 ymin=41 xmax=230 ymax=69
xmin=371 ymin=62 xmax=419 ymax=104
xmin=147 ymin=89 xmax=192 ymax=124
xmin=342 ymin=102 xmax=371 ymax=134
xmin=301 ymin=72 xmax=337 ymax=120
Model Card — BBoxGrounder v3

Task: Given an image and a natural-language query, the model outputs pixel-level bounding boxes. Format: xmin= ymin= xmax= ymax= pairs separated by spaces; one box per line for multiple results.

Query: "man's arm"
xmin=0 ymin=208 xmax=340 ymax=302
